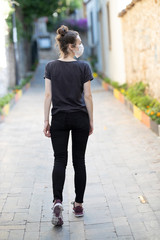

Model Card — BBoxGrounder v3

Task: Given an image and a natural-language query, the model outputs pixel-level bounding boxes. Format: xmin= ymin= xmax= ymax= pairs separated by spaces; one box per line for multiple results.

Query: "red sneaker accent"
xmin=71 ymin=201 xmax=84 ymax=217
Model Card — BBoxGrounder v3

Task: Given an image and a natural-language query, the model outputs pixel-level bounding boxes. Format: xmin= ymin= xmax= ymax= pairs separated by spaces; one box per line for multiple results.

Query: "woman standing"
xmin=43 ymin=25 xmax=94 ymax=226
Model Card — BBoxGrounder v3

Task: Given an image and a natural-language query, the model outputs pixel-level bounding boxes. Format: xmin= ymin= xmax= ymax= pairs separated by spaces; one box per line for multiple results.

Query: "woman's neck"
xmin=59 ymin=54 xmax=76 ymax=61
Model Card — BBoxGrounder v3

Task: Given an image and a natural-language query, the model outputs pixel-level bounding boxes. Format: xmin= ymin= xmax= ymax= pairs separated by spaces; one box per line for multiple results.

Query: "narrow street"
xmin=0 ymin=61 xmax=160 ymax=240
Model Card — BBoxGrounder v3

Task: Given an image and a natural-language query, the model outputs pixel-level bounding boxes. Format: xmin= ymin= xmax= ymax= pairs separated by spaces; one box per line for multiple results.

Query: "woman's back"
xmin=44 ymin=59 xmax=93 ymax=116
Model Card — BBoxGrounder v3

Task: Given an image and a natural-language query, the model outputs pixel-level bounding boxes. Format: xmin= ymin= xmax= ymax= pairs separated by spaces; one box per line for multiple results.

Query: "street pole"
xmin=11 ymin=0 xmax=19 ymax=85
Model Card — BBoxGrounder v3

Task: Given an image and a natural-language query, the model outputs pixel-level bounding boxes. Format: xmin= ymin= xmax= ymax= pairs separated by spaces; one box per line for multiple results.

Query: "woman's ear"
xmin=68 ymin=43 xmax=74 ymax=52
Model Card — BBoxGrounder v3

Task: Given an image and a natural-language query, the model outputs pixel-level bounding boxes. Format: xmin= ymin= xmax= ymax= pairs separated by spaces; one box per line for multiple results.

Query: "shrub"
xmin=111 ymin=81 xmax=120 ymax=89
xmin=126 ymin=81 xmax=147 ymax=102
xmin=12 ymin=75 xmax=32 ymax=91
xmin=103 ymin=77 xmax=111 ymax=84
xmin=101 ymin=78 xmax=160 ymax=124
xmin=136 ymin=95 xmax=152 ymax=111
xmin=0 ymin=75 xmax=32 ymax=114
xmin=0 ymin=92 xmax=15 ymax=109
xmin=119 ymin=83 xmax=128 ymax=90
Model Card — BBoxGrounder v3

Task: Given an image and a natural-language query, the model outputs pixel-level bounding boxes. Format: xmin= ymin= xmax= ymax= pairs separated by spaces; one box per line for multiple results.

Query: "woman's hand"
xmin=43 ymin=121 xmax=51 ymax=137
xmin=89 ymin=121 xmax=93 ymax=136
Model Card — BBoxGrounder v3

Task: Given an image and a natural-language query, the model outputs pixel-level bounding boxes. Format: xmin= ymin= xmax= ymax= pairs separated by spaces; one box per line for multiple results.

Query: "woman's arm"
xmin=43 ymin=78 xmax=52 ymax=137
xmin=83 ymin=80 xmax=93 ymax=135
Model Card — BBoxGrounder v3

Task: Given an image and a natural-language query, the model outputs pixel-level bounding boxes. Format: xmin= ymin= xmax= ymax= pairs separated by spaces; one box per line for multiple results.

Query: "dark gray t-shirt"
xmin=43 ymin=59 xmax=94 ymax=116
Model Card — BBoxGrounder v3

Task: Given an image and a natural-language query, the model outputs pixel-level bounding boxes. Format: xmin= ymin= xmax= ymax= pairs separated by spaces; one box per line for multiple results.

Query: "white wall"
xmin=0 ymin=0 xmax=10 ymax=96
xmin=85 ymin=0 xmax=130 ymax=82
xmin=99 ymin=0 xmax=127 ymax=84
xmin=109 ymin=0 xmax=126 ymax=84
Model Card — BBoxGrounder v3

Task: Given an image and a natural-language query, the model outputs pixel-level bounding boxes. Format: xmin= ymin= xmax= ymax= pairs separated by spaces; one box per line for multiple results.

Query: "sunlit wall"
xmin=0 ymin=0 xmax=11 ymax=96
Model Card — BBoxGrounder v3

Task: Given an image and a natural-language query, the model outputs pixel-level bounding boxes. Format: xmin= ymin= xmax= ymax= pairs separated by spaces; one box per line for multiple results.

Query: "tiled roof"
xmin=118 ymin=0 xmax=142 ymax=17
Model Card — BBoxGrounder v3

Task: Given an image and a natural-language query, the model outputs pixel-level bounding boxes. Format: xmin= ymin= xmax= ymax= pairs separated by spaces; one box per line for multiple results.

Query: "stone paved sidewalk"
xmin=0 ymin=61 xmax=160 ymax=240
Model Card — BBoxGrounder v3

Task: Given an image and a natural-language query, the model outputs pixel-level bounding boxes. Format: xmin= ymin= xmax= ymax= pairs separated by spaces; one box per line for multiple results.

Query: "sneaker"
xmin=51 ymin=199 xmax=64 ymax=226
xmin=71 ymin=201 xmax=84 ymax=217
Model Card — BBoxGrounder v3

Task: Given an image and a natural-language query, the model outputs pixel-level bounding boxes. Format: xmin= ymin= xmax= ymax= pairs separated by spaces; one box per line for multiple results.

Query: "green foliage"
xmin=146 ymin=99 xmax=160 ymax=122
xmin=0 ymin=93 xmax=15 ymax=109
xmin=16 ymin=0 xmax=82 ymax=38
xmin=124 ymin=81 xmax=160 ymax=123
xmin=136 ymin=95 xmax=152 ymax=111
xmin=0 ymin=75 xmax=33 ymax=113
xmin=103 ymin=77 xmax=111 ymax=84
xmin=111 ymin=81 xmax=120 ymax=89
xmin=16 ymin=0 xmax=59 ymax=24
xmin=103 ymin=78 xmax=127 ymax=90
xmin=12 ymin=75 xmax=32 ymax=90
xmin=6 ymin=10 xmax=25 ymax=43
xmin=101 ymin=77 xmax=160 ymax=124
xmin=149 ymin=98 xmax=160 ymax=109
xmin=126 ymin=81 xmax=147 ymax=101
xmin=156 ymin=118 xmax=160 ymax=124
xmin=21 ymin=75 xmax=32 ymax=86
xmin=119 ymin=83 xmax=128 ymax=90
xmin=6 ymin=0 xmax=82 ymax=42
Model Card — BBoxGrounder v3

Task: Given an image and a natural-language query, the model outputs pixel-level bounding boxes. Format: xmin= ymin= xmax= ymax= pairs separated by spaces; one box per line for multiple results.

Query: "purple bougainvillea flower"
xmin=61 ymin=18 xmax=88 ymax=32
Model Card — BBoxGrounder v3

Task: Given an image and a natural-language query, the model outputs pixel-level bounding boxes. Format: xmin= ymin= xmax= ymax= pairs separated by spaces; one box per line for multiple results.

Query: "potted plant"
xmin=0 ymin=92 xmax=14 ymax=117
xmin=0 ymin=74 xmax=33 ymax=123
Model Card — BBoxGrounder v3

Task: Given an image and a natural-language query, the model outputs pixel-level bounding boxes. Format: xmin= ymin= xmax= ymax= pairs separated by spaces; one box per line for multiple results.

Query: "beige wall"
xmin=120 ymin=0 xmax=160 ymax=100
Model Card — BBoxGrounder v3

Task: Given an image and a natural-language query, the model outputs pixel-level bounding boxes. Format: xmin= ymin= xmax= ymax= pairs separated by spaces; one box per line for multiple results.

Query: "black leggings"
xmin=50 ymin=110 xmax=90 ymax=204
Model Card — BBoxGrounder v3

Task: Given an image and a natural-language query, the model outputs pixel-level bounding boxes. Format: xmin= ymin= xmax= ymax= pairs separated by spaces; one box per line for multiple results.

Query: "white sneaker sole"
xmin=72 ymin=210 xmax=84 ymax=217
xmin=71 ymin=201 xmax=84 ymax=217
xmin=51 ymin=203 xmax=64 ymax=226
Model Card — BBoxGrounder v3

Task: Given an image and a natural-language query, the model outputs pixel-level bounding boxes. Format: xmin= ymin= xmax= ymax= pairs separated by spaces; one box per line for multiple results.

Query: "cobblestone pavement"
xmin=0 ymin=61 xmax=160 ymax=240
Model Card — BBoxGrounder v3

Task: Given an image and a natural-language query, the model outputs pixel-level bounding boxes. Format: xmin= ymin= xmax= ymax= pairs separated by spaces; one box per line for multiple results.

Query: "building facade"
xmin=84 ymin=0 xmax=130 ymax=85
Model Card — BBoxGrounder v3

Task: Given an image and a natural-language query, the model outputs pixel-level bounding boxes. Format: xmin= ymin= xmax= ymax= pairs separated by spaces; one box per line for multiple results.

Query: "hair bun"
xmin=57 ymin=25 xmax=68 ymax=36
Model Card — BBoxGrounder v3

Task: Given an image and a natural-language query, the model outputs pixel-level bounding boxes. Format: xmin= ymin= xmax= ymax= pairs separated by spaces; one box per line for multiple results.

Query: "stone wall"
xmin=120 ymin=0 xmax=160 ymax=100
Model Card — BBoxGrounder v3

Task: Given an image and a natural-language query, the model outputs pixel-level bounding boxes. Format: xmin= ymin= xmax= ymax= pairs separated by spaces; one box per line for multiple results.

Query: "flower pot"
xmin=15 ymin=92 xmax=19 ymax=102
xmin=150 ymin=119 xmax=160 ymax=136
xmin=113 ymin=88 xmax=120 ymax=99
xmin=0 ymin=114 xmax=5 ymax=122
xmin=141 ymin=111 xmax=150 ymax=128
xmin=133 ymin=105 xmax=142 ymax=120
xmin=17 ymin=89 xmax=22 ymax=98
xmin=102 ymin=81 xmax=109 ymax=91
xmin=119 ymin=92 xmax=125 ymax=104
xmin=2 ymin=103 xmax=10 ymax=116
